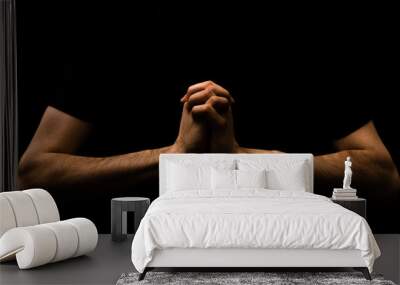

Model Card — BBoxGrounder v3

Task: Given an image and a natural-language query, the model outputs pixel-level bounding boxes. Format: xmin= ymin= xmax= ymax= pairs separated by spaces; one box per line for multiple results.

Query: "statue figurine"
xmin=343 ymin=156 xmax=353 ymax=189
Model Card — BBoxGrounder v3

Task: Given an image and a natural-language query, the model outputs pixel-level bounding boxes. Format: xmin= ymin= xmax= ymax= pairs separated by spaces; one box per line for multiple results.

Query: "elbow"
xmin=18 ymin=153 xmax=47 ymax=189
xmin=350 ymin=150 xmax=399 ymax=194
xmin=386 ymin=165 xmax=400 ymax=192
xmin=379 ymin=163 xmax=400 ymax=204
xmin=374 ymin=155 xmax=400 ymax=193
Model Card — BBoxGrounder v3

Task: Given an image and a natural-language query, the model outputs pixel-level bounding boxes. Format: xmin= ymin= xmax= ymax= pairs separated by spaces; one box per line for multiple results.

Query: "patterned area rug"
xmin=117 ymin=272 xmax=396 ymax=285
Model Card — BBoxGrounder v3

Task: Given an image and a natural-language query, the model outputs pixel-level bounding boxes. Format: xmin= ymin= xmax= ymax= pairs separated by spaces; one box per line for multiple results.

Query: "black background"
xmin=16 ymin=1 xmax=399 ymax=232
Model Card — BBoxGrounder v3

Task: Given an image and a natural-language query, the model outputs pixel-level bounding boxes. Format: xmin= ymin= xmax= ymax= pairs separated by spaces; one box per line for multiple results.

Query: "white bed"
xmin=131 ymin=154 xmax=380 ymax=280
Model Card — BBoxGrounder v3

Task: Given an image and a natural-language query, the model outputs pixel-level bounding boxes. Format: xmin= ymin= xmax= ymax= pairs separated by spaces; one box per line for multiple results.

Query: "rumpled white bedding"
xmin=131 ymin=190 xmax=380 ymax=273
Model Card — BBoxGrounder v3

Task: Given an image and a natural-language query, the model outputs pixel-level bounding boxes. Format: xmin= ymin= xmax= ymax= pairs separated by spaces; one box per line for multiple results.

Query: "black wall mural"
xmin=16 ymin=2 xmax=399 ymax=233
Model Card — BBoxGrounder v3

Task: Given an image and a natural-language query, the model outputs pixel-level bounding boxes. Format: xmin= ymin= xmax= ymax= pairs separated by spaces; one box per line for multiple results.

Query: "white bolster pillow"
xmin=23 ymin=189 xmax=60 ymax=224
xmin=0 ymin=195 xmax=17 ymax=237
xmin=0 ymin=218 xmax=98 ymax=269
xmin=42 ymin=221 xmax=79 ymax=262
xmin=0 ymin=189 xmax=60 ymax=238
xmin=1 ymin=191 xmax=39 ymax=228
xmin=0 ymin=226 xmax=57 ymax=268
xmin=65 ymin=218 xmax=98 ymax=257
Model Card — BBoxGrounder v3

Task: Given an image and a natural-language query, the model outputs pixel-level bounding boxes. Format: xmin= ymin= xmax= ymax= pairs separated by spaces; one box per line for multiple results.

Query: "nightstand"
xmin=111 ymin=197 xmax=150 ymax=242
xmin=331 ymin=198 xmax=366 ymax=219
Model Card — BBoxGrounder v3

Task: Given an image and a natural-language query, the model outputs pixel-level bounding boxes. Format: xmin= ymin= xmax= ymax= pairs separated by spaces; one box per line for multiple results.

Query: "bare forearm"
xmin=237 ymin=146 xmax=399 ymax=196
xmin=18 ymin=145 xmax=176 ymax=191
xmin=236 ymin=146 xmax=281 ymax=154
xmin=315 ymin=149 xmax=399 ymax=195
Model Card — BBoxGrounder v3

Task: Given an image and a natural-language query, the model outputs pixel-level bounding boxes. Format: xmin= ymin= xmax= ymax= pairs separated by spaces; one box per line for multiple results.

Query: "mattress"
xmin=131 ymin=190 xmax=380 ymax=273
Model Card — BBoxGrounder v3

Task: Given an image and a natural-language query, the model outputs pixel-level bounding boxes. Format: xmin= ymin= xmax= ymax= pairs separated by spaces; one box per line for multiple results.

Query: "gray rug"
xmin=117 ymin=272 xmax=396 ymax=285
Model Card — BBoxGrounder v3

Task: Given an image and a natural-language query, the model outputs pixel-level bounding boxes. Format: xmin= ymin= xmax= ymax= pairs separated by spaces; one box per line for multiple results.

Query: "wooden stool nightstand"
xmin=331 ymin=198 xmax=366 ymax=219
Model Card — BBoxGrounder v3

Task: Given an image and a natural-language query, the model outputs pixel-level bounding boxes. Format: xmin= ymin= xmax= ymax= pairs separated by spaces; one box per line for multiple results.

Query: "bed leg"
xmin=362 ymin=268 xmax=372 ymax=281
xmin=354 ymin=267 xmax=371 ymax=280
xmin=138 ymin=268 xmax=147 ymax=281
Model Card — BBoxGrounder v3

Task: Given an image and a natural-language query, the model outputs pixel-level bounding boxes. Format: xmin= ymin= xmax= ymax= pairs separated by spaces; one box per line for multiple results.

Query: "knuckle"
xmin=204 ymin=103 xmax=213 ymax=112
xmin=220 ymin=96 xmax=229 ymax=103
xmin=209 ymin=95 xmax=218 ymax=103
xmin=191 ymin=106 xmax=201 ymax=114
xmin=204 ymin=88 xmax=213 ymax=95
xmin=206 ymin=80 xmax=214 ymax=88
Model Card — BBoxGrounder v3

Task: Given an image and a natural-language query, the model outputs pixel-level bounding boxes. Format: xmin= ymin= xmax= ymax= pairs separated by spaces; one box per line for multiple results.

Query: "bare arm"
xmin=18 ymin=106 xmax=180 ymax=191
xmin=314 ymin=121 xmax=399 ymax=196
xmin=165 ymin=81 xmax=400 ymax=197
xmin=237 ymin=121 xmax=400 ymax=195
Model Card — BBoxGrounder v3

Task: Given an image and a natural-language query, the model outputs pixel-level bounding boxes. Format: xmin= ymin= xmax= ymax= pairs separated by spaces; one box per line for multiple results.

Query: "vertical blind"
xmin=0 ymin=0 xmax=18 ymax=192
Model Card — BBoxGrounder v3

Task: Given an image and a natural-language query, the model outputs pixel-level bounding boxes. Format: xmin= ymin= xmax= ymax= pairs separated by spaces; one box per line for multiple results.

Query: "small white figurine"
xmin=343 ymin=156 xmax=353 ymax=189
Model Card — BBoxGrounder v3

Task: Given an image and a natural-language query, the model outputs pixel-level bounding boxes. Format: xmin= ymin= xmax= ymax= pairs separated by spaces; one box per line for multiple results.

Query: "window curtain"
xmin=0 ymin=0 xmax=18 ymax=192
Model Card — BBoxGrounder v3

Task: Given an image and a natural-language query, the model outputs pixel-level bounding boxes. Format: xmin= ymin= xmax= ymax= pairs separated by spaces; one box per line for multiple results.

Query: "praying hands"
xmin=19 ymin=79 xmax=399 ymax=209
xmin=174 ymin=81 xmax=238 ymax=154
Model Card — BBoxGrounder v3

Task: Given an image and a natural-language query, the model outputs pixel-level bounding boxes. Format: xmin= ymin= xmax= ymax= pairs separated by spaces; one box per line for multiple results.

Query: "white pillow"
xmin=237 ymin=169 xmax=267 ymax=188
xmin=211 ymin=168 xmax=236 ymax=190
xmin=267 ymin=168 xmax=307 ymax=191
xmin=211 ymin=169 xmax=267 ymax=190
xmin=167 ymin=162 xmax=210 ymax=191
xmin=238 ymin=159 xmax=309 ymax=191
xmin=166 ymin=160 xmax=236 ymax=192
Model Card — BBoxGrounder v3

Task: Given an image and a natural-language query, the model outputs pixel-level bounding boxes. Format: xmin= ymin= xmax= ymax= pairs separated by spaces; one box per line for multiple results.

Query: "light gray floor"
xmin=374 ymin=234 xmax=400 ymax=284
xmin=0 ymin=234 xmax=399 ymax=285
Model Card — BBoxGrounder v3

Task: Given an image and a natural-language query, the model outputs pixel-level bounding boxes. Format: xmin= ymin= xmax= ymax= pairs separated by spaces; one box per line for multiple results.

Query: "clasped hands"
xmin=172 ymin=81 xmax=239 ymax=153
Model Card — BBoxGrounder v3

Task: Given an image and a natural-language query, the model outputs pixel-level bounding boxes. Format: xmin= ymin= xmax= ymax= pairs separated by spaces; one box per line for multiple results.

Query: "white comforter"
xmin=131 ymin=190 xmax=380 ymax=273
